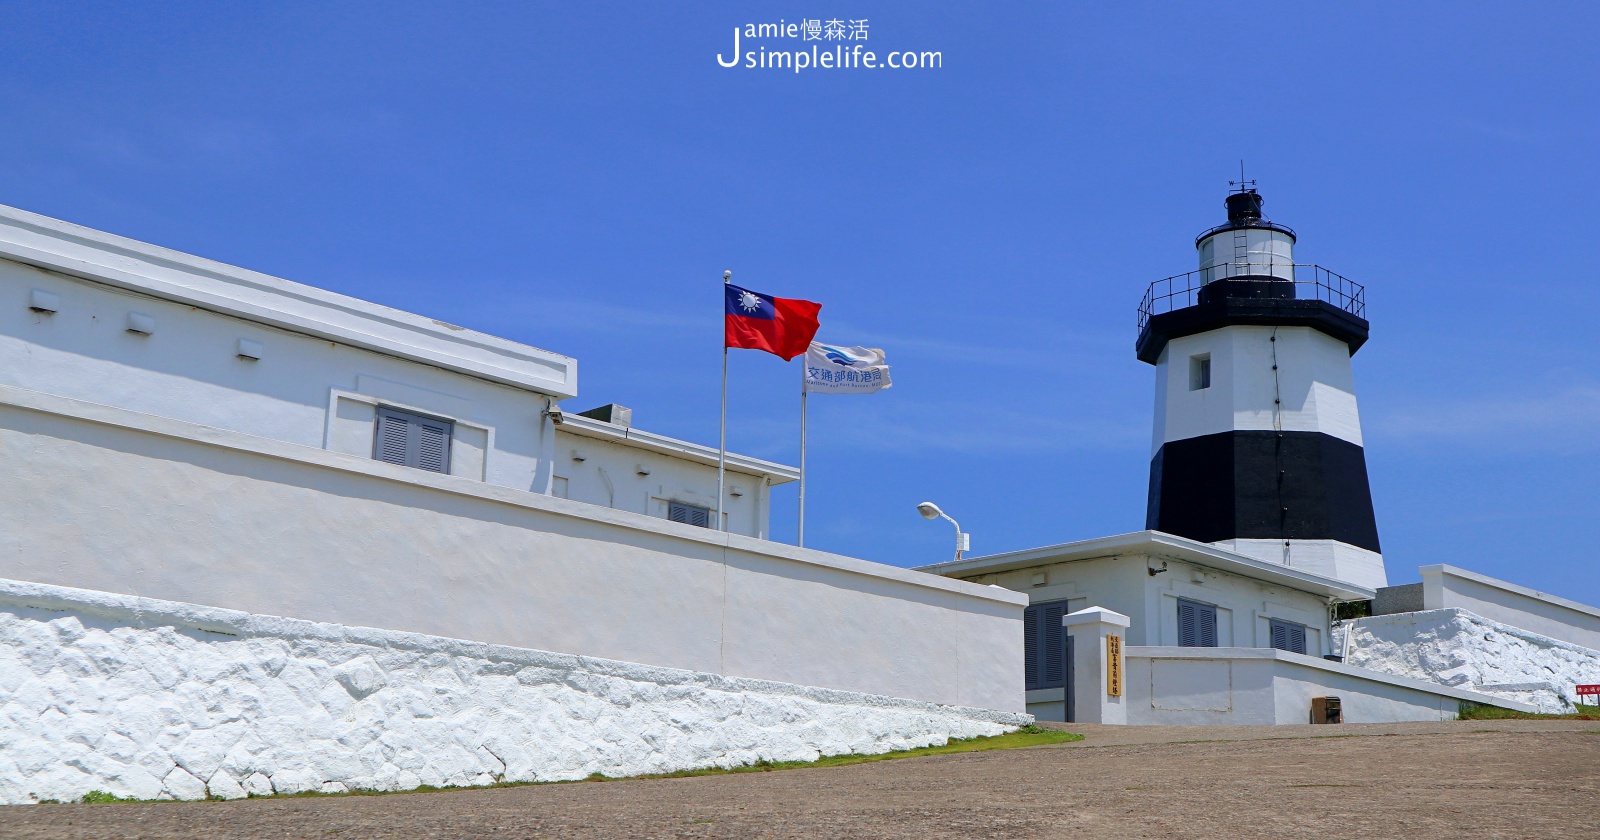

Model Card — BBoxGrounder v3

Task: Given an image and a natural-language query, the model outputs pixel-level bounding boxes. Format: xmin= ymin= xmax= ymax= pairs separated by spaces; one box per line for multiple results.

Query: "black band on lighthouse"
xmin=1137 ymin=290 xmax=1368 ymax=365
xmin=1146 ymin=430 xmax=1382 ymax=553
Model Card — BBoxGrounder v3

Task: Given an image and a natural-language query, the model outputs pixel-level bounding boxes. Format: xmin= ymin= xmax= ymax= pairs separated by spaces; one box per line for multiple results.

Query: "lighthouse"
xmin=1138 ymin=186 xmax=1386 ymax=590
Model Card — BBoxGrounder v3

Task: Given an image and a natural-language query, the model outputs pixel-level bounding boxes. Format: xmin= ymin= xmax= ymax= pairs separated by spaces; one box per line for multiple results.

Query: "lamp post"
xmin=917 ymin=501 xmax=970 ymax=561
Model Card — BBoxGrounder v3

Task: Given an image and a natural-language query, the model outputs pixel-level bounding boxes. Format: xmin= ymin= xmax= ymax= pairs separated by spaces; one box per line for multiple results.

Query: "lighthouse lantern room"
xmin=1137 ymin=185 xmax=1386 ymax=590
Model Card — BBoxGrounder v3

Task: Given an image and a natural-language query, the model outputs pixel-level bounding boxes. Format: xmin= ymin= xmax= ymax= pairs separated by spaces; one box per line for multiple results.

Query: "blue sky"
xmin=2 ymin=2 xmax=1596 ymax=602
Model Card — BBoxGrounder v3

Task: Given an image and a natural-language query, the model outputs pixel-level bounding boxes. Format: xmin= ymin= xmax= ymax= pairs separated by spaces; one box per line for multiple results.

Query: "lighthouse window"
xmin=1189 ymin=354 xmax=1211 ymax=391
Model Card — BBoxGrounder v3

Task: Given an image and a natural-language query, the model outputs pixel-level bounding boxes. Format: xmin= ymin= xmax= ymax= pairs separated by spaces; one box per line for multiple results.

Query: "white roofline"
xmin=915 ymin=530 xmax=1375 ymax=600
xmin=1422 ymin=564 xmax=1600 ymax=620
xmin=558 ymin=414 xmax=798 ymax=484
xmin=0 ymin=203 xmax=577 ymax=398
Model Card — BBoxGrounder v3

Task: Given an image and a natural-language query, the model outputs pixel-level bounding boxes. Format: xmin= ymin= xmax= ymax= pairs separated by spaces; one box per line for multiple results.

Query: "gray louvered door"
xmin=1023 ymin=606 xmax=1040 ymax=688
xmin=1024 ymin=601 xmax=1071 ymax=690
xmin=1064 ymin=634 xmax=1075 ymax=722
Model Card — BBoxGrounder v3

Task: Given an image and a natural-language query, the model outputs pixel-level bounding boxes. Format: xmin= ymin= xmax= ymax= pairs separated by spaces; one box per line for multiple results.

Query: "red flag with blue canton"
xmin=724 ymin=284 xmax=821 ymax=361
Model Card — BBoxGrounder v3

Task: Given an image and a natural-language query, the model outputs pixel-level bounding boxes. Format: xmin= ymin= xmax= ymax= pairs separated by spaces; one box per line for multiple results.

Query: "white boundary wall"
xmin=0 ymin=384 xmax=1026 ymax=712
xmin=0 ymin=578 xmax=1027 ymax=804
xmin=1340 ymin=608 xmax=1600 ymax=713
xmin=1122 ymin=646 xmax=1532 ymax=725
xmin=1420 ymin=565 xmax=1600 ymax=652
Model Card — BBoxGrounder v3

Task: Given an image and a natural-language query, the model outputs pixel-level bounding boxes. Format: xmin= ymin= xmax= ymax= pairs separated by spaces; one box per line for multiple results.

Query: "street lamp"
xmin=917 ymin=501 xmax=970 ymax=561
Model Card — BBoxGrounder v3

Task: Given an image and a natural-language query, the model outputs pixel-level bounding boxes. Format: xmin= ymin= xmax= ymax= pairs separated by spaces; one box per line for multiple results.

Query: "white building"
xmin=923 ymin=187 xmax=1598 ymax=726
xmin=918 ymin=531 xmax=1372 ymax=721
xmin=0 ymin=203 xmax=790 ymax=538
xmin=553 ymin=404 xmax=794 ymax=538
xmin=0 ymin=202 xmax=1024 ymax=804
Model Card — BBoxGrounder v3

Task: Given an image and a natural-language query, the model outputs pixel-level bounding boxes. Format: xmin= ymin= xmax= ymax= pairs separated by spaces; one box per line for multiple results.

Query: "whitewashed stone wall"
xmin=1339 ymin=608 xmax=1600 ymax=714
xmin=0 ymin=579 xmax=1028 ymax=805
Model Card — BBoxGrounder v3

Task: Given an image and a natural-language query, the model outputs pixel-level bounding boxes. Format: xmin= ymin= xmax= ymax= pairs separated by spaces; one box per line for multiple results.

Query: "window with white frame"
xmin=1269 ymin=618 xmax=1308 ymax=655
xmin=1189 ymin=354 xmax=1211 ymax=390
xmin=373 ymin=406 xmax=453 ymax=474
xmin=1177 ymin=598 xmax=1218 ymax=647
xmin=667 ymin=501 xmax=712 ymax=528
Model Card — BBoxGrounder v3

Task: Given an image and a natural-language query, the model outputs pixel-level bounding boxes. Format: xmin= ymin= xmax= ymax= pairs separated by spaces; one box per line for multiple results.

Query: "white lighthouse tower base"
xmin=1212 ymin=539 xmax=1387 ymax=590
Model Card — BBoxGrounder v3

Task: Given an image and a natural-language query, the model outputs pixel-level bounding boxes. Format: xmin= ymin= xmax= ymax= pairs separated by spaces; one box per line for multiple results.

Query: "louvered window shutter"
xmin=373 ymin=407 xmax=453 ymax=474
xmin=375 ymin=410 xmax=410 ymax=467
xmin=1178 ymin=599 xmax=1218 ymax=648
xmin=1178 ymin=600 xmax=1197 ymax=647
xmin=1041 ymin=602 xmax=1068 ymax=687
xmin=1269 ymin=619 xmax=1308 ymax=655
xmin=1023 ymin=606 xmax=1040 ymax=689
xmin=1199 ymin=603 xmax=1218 ymax=647
xmin=668 ymin=501 xmax=712 ymax=529
xmin=1023 ymin=601 xmax=1070 ymax=690
xmin=415 ymin=420 xmax=449 ymax=473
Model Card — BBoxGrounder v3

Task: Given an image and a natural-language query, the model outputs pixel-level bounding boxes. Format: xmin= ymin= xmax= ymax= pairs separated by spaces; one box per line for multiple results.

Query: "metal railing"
xmin=1137 ymin=263 xmax=1365 ymax=333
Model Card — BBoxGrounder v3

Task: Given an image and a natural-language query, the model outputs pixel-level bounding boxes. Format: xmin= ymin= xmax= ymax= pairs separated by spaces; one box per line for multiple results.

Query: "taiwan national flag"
xmin=724 ymin=284 xmax=822 ymax=361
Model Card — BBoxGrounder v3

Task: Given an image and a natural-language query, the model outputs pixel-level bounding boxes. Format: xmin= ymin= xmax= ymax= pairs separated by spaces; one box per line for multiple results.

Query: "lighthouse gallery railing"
xmin=1137 ymin=264 xmax=1366 ymax=334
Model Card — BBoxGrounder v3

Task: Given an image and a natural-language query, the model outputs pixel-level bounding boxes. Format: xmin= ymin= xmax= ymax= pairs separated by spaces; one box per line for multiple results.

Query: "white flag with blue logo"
xmin=804 ymin=342 xmax=892 ymax=394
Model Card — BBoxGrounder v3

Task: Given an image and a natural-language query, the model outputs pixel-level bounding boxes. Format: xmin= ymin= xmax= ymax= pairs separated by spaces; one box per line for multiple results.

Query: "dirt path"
xmin=4 ymin=720 xmax=1596 ymax=839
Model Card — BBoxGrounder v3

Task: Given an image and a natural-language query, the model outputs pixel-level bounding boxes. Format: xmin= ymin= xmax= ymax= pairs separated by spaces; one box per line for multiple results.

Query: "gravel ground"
xmin=3 ymin=720 xmax=1596 ymax=839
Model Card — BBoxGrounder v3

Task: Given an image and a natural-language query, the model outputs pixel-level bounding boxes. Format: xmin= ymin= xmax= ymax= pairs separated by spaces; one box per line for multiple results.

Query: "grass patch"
xmin=62 ymin=726 xmax=1082 ymax=804
xmin=78 ymin=790 xmax=143 ymax=804
xmin=1458 ymin=701 xmax=1600 ymax=721
xmin=619 ymin=725 xmax=1082 ymax=781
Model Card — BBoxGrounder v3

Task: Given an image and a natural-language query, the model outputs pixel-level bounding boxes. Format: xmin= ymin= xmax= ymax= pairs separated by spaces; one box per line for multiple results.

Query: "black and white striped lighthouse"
xmin=1137 ymin=186 xmax=1386 ymax=590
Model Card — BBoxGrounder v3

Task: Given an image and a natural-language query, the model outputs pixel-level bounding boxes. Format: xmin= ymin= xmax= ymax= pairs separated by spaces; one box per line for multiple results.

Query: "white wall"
xmin=1422 ymin=565 xmax=1600 ymax=652
xmin=0 ymin=384 xmax=1024 ymax=712
xmin=1340 ymin=608 xmax=1600 ymax=714
xmin=963 ymin=553 xmax=1332 ymax=652
xmin=2 ymin=217 xmax=791 ymax=539
xmin=1213 ymin=539 xmax=1387 ymax=595
xmin=1124 ymin=647 xmax=1532 ymax=725
xmin=1196 ymin=226 xmax=1296 ymax=281
xmin=0 ymin=578 xmax=1028 ymax=804
xmin=2 ymin=258 xmax=561 ymax=494
xmin=553 ymin=424 xmax=778 ymax=539
xmin=1152 ymin=326 xmax=1363 ymax=452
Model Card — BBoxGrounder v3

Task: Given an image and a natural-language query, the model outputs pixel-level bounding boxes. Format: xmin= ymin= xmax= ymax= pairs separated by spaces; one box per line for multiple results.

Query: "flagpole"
xmin=798 ymin=361 xmax=808 ymax=548
xmin=717 ymin=271 xmax=730 ymax=532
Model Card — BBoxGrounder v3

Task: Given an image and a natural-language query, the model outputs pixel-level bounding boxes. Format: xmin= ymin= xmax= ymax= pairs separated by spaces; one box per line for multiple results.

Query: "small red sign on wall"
xmin=1577 ymin=684 xmax=1600 ymax=698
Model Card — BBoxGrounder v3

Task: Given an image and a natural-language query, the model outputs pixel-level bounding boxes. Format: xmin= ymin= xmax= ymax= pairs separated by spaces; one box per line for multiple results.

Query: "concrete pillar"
xmin=1064 ymin=606 xmax=1131 ymax=725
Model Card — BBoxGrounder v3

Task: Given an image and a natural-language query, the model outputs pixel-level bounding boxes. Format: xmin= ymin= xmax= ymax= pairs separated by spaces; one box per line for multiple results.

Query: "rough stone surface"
xmin=0 ymin=722 xmax=1592 ymax=839
xmin=1338 ymin=608 xmax=1600 ymax=713
xmin=0 ymin=578 xmax=1027 ymax=805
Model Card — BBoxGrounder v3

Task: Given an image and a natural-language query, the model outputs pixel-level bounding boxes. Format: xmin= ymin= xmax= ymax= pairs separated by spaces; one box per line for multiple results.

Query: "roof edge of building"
xmin=0 ymin=202 xmax=578 ymax=398
xmin=557 ymin=413 xmax=799 ymax=483
xmin=915 ymin=530 xmax=1375 ymax=600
